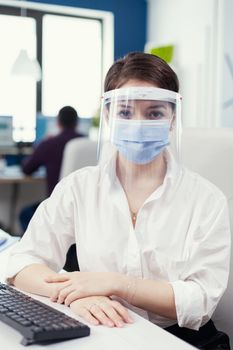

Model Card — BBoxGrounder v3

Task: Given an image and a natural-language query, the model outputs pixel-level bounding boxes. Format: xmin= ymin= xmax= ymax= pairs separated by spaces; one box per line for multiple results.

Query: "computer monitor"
xmin=36 ymin=115 xmax=59 ymax=142
xmin=36 ymin=115 xmax=92 ymax=142
xmin=0 ymin=116 xmax=14 ymax=147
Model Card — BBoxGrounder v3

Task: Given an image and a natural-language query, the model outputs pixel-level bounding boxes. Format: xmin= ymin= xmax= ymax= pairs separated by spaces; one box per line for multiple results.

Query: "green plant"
xmin=92 ymin=116 xmax=100 ymax=128
xmin=92 ymin=108 xmax=100 ymax=127
xmin=149 ymin=45 xmax=174 ymax=63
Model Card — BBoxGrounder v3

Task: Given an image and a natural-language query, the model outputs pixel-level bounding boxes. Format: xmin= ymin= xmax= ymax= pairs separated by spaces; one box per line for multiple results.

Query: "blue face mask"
xmin=110 ymin=119 xmax=170 ymax=164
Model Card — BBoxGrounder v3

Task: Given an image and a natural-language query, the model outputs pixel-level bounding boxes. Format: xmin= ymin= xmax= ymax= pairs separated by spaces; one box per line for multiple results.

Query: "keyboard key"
xmin=0 ymin=283 xmax=90 ymax=345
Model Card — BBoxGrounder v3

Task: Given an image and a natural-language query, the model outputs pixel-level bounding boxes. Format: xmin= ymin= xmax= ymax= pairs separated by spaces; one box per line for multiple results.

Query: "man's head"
xmin=57 ymin=106 xmax=78 ymax=130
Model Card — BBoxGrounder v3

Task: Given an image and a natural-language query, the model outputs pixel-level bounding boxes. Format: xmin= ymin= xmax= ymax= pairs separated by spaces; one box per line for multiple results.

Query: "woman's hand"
xmin=45 ymin=271 xmax=125 ymax=306
xmin=69 ymin=295 xmax=133 ymax=327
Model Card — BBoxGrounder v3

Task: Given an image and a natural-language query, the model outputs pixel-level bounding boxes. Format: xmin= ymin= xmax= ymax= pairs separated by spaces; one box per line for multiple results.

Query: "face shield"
xmin=98 ymin=87 xmax=182 ymax=167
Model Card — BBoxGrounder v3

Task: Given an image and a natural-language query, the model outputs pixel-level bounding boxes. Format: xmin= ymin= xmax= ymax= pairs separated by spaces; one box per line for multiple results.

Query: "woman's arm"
xmin=6 ymin=178 xmax=76 ymax=297
xmin=12 ymin=266 xmax=134 ymax=328
xmin=46 ymin=271 xmax=176 ymax=320
xmin=11 ymin=264 xmax=64 ymax=297
xmin=117 ymin=276 xmax=177 ymax=320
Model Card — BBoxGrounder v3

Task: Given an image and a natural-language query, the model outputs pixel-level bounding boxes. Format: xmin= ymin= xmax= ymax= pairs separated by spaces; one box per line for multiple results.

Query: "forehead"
xmin=119 ymin=79 xmax=158 ymax=89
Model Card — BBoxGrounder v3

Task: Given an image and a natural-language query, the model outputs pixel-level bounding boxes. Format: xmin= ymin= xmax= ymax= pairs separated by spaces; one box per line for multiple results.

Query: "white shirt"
xmin=6 ymin=153 xmax=231 ymax=330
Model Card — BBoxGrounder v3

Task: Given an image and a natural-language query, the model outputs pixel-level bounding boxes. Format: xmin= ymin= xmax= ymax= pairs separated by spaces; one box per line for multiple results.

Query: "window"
xmin=0 ymin=2 xmax=113 ymax=142
xmin=0 ymin=14 xmax=37 ymax=142
xmin=42 ymin=15 xmax=102 ymax=118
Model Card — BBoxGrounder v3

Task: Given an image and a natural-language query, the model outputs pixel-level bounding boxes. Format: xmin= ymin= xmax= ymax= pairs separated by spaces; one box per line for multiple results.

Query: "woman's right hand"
xmin=70 ymin=295 xmax=133 ymax=327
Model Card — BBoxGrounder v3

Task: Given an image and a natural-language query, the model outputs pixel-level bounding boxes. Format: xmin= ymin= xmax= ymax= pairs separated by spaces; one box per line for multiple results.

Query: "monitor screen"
xmin=0 ymin=116 xmax=14 ymax=147
xmin=36 ymin=115 xmax=92 ymax=142
xmin=36 ymin=115 xmax=58 ymax=142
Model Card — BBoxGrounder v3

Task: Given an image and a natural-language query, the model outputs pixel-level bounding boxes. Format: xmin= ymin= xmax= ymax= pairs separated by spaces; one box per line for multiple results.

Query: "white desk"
xmin=0 ymin=247 xmax=194 ymax=350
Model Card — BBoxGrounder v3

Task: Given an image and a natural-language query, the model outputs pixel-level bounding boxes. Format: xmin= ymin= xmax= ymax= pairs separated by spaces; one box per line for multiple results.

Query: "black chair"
xmin=63 ymin=244 xmax=79 ymax=272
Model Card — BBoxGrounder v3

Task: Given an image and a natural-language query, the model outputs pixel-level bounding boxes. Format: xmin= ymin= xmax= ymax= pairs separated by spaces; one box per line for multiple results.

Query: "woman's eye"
xmin=117 ymin=110 xmax=132 ymax=119
xmin=147 ymin=111 xmax=164 ymax=119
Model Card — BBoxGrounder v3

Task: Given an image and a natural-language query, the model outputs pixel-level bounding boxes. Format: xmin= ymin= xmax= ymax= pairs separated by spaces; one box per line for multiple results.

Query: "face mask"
xmin=110 ymin=119 xmax=170 ymax=164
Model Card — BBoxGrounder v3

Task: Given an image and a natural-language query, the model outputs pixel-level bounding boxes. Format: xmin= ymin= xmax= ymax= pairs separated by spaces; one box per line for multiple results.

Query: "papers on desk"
xmin=0 ymin=165 xmax=25 ymax=179
xmin=0 ymin=229 xmax=19 ymax=252
xmin=0 ymin=165 xmax=45 ymax=179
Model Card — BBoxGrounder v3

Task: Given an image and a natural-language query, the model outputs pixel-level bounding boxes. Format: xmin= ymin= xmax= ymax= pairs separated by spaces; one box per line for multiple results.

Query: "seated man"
xmin=22 ymin=106 xmax=83 ymax=197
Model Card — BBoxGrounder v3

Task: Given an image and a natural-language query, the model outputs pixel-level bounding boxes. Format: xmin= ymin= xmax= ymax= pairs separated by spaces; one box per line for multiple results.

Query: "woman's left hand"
xmin=45 ymin=271 xmax=124 ymax=306
xmin=70 ymin=295 xmax=133 ymax=327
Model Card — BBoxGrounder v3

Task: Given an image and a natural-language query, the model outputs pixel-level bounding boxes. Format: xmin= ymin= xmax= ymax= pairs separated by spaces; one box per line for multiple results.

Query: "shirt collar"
xmin=60 ymin=129 xmax=77 ymax=136
xmin=143 ymin=149 xmax=182 ymax=203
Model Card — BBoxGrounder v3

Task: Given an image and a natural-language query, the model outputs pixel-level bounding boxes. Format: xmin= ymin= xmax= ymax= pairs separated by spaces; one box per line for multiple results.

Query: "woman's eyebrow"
xmin=147 ymin=104 xmax=167 ymax=109
xmin=117 ymin=103 xmax=133 ymax=108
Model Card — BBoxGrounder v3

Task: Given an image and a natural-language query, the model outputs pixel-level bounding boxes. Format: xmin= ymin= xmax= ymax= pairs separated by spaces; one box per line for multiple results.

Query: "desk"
xmin=0 ymin=166 xmax=45 ymax=233
xmin=0 ymin=145 xmax=33 ymax=156
xmin=0 ymin=247 xmax=194 ymax=350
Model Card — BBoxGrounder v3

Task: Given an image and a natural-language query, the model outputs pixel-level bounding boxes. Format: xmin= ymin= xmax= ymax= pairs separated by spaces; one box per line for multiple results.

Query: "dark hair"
xmin=57 ymin=106 xmax=78 ymax=129
xmin=104 ymin=52 xmax=179 ymax=93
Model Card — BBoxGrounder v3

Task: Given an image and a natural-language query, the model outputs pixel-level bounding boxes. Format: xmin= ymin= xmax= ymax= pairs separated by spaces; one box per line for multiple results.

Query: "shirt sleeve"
xmin=22 ymin=141 xmax=47 ymax=175
xmin=170 ymin=193 xmax=231 ymax=330
xmin=5 ymin=177 xmax=76 ymax=281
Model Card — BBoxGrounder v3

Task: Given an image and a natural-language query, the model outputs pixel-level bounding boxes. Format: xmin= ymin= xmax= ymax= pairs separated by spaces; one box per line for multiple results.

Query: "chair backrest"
xmin=60 ymin=137 xmax=98 ymax=179
xmin=181 ymin=128 xmax=233 ymax=342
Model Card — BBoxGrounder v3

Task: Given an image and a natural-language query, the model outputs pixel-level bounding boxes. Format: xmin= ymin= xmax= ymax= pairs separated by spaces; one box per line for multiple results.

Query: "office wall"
xmin=29 ymin=0 xmax=147 ymax=60
xmin=222 ymin=0 xmax=233 ymax=127
xmin=147 ymin=0 xmax=223 ymax=128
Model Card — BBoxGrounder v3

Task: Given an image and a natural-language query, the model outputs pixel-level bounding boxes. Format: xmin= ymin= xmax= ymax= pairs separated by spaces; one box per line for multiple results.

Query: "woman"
xmin=6 ymin=53 xmax=230 ymax=348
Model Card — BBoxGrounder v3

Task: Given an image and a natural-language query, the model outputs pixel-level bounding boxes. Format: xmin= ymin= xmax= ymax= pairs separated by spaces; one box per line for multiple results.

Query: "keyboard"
xmin=0 ymin=283 xmax=90 ymax=345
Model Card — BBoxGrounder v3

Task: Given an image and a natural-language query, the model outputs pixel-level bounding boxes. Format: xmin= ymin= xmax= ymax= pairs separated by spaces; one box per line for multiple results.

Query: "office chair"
xmin=60 ymin=137 xmax=98 ymax=180
xmin=181 ymin=128 xmax=233 ymax=345
xmin=60 ymin=137 xmax=98 ymax=272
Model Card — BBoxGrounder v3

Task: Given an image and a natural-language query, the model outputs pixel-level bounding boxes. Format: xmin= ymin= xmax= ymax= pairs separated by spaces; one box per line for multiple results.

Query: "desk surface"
xmin=0 ymin=145 xmax=32 ymax=156
xmin=0 ymin=247 xmax=194 ymax=350
xmin=0 ymin=165 xmax=45 ymax=184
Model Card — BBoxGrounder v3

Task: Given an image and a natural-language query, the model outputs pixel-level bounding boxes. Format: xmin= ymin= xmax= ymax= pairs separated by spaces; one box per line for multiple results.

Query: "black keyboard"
xmin=0 ymin=283 xmax=90 ymax=345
